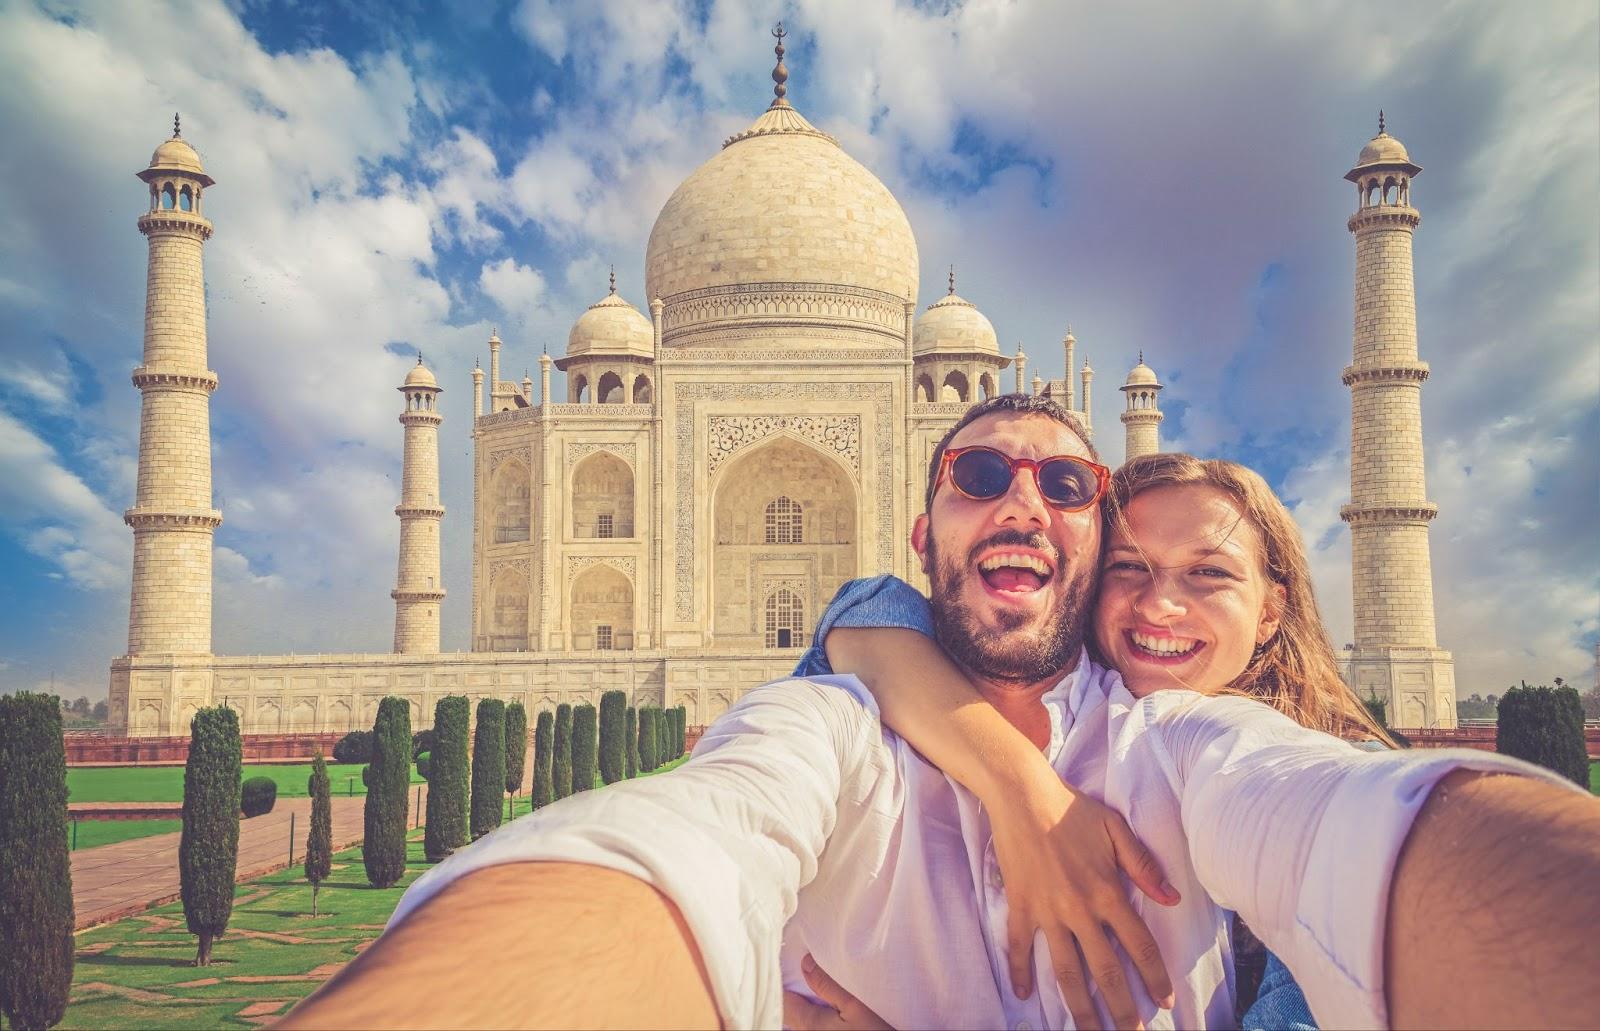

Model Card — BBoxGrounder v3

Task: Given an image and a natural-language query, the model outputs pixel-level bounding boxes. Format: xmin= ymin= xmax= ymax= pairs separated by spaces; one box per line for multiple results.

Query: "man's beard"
xmin=927 ymin=526 xmax=1091 ymax=684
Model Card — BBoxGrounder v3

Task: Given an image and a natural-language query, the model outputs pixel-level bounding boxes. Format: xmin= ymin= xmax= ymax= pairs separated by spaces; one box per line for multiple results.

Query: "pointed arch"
xmin=916 ymin=373 xmax=935 ymax=402
xmin=632 ymin=374 xmax=653 ymax=403
xmin=598 ymin=371 xmax=625 ymax=403
xmin=764 ymin=588 xmax=805 ymax=649
xmin=492 ymin=459 xmax=531 ymax=543
xmin=572 ymin=373 xmax=590 ymax=403
xmin=979 ymin=371 xmax=997 ymax=400
xmin=941 ymin=369 xmax=969 ymax=402
xmin=571 ymin=563 xmax=634 ymax=650
xmin=572 ymin=451 xmax=634 ymax=538
xmin=490 ymin=567 xmax=530 ymax=649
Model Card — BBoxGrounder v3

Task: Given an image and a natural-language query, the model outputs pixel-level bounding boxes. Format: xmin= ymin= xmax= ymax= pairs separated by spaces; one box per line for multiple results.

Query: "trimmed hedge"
xmin=363 ymin=697 xmax=411 ymax=888
xmin=625 ymin=706 xmax=638 ymax=779
xmin=504 ymin=701 xmax=529 ymax=798
xmin=1497 ymin=682 xmax=1589 ymax=786
xmin=332 ymin=730 xmax=373 ymax=764
xmin=553 ymin=704 xmax=573 ymax=800
xmin=532 ymin=710 xmax=554 ymax=809
xmin=411 ymin=728 xmax=437 ymax=760
xmin=425 ymin=695 xmax=470 ymax=862
xmin=639 ymin=707 xmax=659 ymax=772
xmin=0 ymin=692 xmax=74 ymax=1029
xmin=599 ymin=691 xmax=626 ymax=785
xmin=470 ymin=699 xmax=508 ymax=839
xmin=181 ymin=706 xmax=241 ymax=966
xmin=240 ymin=776 xmax=278 ymax=817
xmin=304 ymin=751 xmax=332 ymax=917
xmin=571 ymin=704 xmax=598 ymax=794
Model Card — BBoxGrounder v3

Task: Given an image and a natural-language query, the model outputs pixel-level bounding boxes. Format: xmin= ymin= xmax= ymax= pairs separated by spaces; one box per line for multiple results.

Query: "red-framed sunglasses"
xmin=934 ymin=445 xmax=1110 ymax=512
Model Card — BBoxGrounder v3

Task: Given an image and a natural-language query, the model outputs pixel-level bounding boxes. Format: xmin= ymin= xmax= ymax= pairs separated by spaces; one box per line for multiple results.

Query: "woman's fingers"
xmin=1047 ymin=931 xmax=1102 ymax=1031
xmin=1005 ymin=907 xmax=1036 ymax=999
xmin=1106 ymin=899 xmax=1174 ymax=1010
xmin=1075 ymin=927 xmax=1143 ymax=1031
xmin=784 ymin=990 xmax=838 ymax=1031
xmin=1105 ymin=814 xmax=1179 ymax=906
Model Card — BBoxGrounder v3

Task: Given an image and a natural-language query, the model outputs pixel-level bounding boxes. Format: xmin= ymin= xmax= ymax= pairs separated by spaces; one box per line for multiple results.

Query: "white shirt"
xmin=389 ymin=657 xmax=1570 ymax=1029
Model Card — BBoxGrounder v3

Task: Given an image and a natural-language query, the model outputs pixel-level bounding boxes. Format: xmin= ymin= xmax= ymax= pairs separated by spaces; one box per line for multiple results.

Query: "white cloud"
xmin=0 ymin=409 xmax=128 ymax=590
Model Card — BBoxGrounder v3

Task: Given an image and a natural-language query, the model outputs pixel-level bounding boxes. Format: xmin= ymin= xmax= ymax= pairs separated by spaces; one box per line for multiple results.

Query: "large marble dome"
xmin=644 ymin=97 xmax=920 ymax=347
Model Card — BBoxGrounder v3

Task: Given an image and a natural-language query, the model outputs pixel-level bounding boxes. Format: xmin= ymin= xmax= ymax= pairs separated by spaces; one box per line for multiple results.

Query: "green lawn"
xmin=70 ymin=818 xmax=183 ymax=851
xmin=61 ymin=752 xmax=695 ymax=1027
xmin=68 ymin=762 xmax=424 ymax=804
xmin=1590 ymin=760 xmax=1598 ymax=796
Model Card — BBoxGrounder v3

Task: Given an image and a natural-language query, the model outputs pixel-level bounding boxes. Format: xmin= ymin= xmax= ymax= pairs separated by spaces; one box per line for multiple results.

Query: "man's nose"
xmin=990 ymin=465 xmax=1052 ymax=529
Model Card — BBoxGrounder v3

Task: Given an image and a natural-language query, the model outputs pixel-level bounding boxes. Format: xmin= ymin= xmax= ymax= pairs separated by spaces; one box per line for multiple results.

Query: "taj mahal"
xmin=108 ymin=35 xmax=1457 ymax=737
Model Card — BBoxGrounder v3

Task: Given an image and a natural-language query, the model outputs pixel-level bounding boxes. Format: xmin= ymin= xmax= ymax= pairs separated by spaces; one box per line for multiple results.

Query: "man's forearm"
xmin=277 ymin=862 xmax=721 ymax=1029
xmin=1387 ymin=769 xmax=1600 ymax=1027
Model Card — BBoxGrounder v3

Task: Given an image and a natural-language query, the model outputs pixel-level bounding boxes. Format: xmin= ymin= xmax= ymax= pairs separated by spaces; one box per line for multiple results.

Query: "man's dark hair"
xmin=923 ymin=393 xmax=1098 ymax=513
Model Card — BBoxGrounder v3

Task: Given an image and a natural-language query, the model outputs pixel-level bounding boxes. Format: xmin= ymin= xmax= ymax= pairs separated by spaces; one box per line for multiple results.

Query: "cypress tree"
xmin=553 ymin=703 xmax=573 ymax=799
xmin=305 ymin=750 xmax=332 ymax=918
xmin=639 ymin=707 xmax=659 ymax=772
xmin=532 ymin=710 xmax=554 ymax=809
xmin=1497 ymin=682 xmax=1589 ymax=786
xmin=571 ymin=704 xmax=598 ymax=793
xmin=363 ymin=697 xmax=411 ymax=888
xmin=470 ymin=699 xmax=508 ymax=838
xmin=0 ymin=692 xmax=73 ymax=1028
xmin=598 ymin=691 xmax=626 ymax=784
xmin=624 ymin=705 xmax=638 ymax=778
xmin=656 ymin=707 xmax=670 ymax=766
xmin=675 ymin=706 xmax=687 ymax=759
xmin=425 ymin=695 xmax=470 ymax=861
xmin=504 ymin=701 xmax=529 ymax=807
xmin=180 ymin=705 xmax=241 ymax=966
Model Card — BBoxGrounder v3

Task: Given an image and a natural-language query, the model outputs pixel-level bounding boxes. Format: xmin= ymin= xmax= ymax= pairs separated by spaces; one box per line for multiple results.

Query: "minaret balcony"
xmin=1347 ymin=206 xmax=1420 ymax=233
xmin=136 ymin=210 xmax=213 ymax=239
xmin=131 ymin=366 xmax=219 ymax=391
xmin=1339 ymin=502 xmax=1438 ymax=526
xmin=1341 ymin=361 xmax=1429 ymax=386
xmin=394 ymin=503 xmax=446 ymax=519
xmin=124 ymin=507 xmax=223 ymax=530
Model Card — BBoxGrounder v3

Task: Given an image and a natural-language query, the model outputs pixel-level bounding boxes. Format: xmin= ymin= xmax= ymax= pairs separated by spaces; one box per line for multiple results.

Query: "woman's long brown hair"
xmin=1103 ymin=452 xmax=1394 ymax=745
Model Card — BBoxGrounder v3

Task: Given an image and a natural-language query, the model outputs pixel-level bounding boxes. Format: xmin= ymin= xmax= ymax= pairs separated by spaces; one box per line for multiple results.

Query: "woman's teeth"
xmin=1130 ymin=631 xmax=1199 ymax=656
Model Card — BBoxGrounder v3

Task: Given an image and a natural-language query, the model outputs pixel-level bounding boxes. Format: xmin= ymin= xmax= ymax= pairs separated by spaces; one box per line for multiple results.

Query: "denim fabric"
xmin=794 ymin=575 xmax=935 ymax=677
xmin=1242 ymin=952 xmax=1318 ymax=1030
xmin=796 ymin=573 xmax=1321 ymax=1030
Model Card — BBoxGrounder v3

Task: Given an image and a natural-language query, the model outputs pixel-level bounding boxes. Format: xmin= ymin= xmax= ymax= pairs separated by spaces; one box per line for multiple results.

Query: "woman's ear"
xmin=1256 ymin=582 xmax=1286 ymax=646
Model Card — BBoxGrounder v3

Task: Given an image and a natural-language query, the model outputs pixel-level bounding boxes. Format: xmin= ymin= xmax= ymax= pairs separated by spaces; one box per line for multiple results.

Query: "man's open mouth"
xmin=975 ymin=551 xmax=1056 ymax=594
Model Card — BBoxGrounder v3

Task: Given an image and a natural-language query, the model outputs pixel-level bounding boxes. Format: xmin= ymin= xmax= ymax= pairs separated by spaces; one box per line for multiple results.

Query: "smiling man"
xmin=280 ymin=395 xmax=1599 ymax=1031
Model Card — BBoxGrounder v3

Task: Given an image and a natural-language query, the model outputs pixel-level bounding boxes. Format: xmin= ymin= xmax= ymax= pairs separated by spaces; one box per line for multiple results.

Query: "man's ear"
xmin=1256 ymin=582 xmax=1286 ymax=646
xmin=911 ymin=513 xmax=931 ymax=575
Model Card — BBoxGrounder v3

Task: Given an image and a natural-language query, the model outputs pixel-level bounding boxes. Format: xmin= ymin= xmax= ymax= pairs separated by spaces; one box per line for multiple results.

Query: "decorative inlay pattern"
xmin=674 ymin=382 xmax=894 ymax=619
xmin=489 ymin=557 xmax=531 ymax=583
xmin=488 ymin=448 xmax=532 ymax=473
xmin=707 ymin=416 xmax=860 ymax=477
xmin=567 ymin=556 xmax=636 ymax=584
xmin=762 ymin=576 xmax=809 ymax=600
xmin=660 ymin=282 xmax=908 ymax=346
xmin=566 ymin=442 xmax=637 ymax=465
xmin=663 ymin=344 xmax=907 ymax=363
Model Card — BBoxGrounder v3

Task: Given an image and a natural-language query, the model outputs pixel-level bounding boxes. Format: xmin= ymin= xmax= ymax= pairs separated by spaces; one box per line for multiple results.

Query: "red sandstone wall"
xmin=66 ymin=731 xmax=346 ymax=766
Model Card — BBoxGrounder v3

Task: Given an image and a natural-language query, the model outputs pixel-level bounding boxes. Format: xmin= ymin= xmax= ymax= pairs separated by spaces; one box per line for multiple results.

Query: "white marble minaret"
xmin=1119 ymin=353 xmax=1163 ymax=461
xmin=126 ymin=116 xmax=220 ymax=657
xmin=1340 ymin=113 xmax=1455 ymax=728
xmin=392 ymin=358 xmax=445 ymax=654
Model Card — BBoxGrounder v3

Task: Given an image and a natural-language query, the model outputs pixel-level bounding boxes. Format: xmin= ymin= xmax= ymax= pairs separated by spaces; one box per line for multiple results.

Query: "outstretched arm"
xmin=826 ymin=626 xmax=1177 ymax=1030
xmin=1386 ymin=768 xmax=1600 ymax=1026
xmin=278 ymin=863 xmax=719 ymax=1028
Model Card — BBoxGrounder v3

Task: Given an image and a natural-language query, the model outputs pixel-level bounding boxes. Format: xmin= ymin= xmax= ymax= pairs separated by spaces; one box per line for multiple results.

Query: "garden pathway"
xmin=72 ymin=784 xmax=431 ymax=930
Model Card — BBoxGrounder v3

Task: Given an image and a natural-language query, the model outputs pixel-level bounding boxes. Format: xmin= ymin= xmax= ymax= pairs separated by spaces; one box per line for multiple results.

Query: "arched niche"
xmin=492 ymin=460 xmax=531 ymax=543
xmin=711 ymin=435 xmax=857 ymax=647
xmin=570 ymin=564 xmax=634 ymax=650
xmin=490 ymin=569 xmax=530 ymax=649
xmin=290 ymin=698 xmax=316 ymax=730
xmin=632 ymin=374 xmax=653 ymax=403
xmin=326 ymin=699 xmax=352 ymax=734
xmin=764 ymin=587 xmax=805 ymax=648
xmin=256 ymin=699 xmax=283 ymax=733
xmin=916 ymin=373 xmax=935 ymax=402
xmin=572 ymin=451 xmax=633 ymax=538
xmin=598 ymin=371 xmax=625 ymax=403
xmin=941 ymin=369 xmax=969 ymax=402
xmin=571 ymin=373 xmax=589 ymax=403
xmin=979 ymin=371 xmax=997 ymax=400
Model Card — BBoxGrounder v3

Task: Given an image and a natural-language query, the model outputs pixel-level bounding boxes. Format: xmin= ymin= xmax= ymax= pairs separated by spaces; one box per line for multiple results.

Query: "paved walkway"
xmin=71 ymin=785 xmax=430 ymax=930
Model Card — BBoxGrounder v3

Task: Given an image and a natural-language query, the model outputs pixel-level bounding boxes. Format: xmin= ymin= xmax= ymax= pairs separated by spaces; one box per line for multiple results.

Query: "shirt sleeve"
xmin=1147 ymin=693 xmax=1583 ymax=1030
xmin=385 ymin=677 xmax=879 ymax=1030
xmin=794 ymin=575 xmax=936 ymax=676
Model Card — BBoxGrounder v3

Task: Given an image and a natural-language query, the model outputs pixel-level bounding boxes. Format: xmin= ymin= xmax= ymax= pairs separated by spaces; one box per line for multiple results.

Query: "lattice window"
xmin=765 ymin=590 xmax=804 ymax=649
xmin=597 ymin=513 xmax=614 ymax=539
xmin=764 ymin=497 xmax=803 ymax=544
xmin=595 ymin=625 xmax=613 ymax=650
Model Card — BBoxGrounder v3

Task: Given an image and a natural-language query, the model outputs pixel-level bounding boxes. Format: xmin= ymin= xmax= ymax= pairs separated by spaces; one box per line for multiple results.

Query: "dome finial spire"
xmin=173 ymin=112 xmax=181 ymax=138
xmin=948 ymin=264 xmax=956 ymax=295
xmin=417 ymin=351 xmax=424 ymax=366
xmin=770 ymin=21 xmax=790 ymax=108
xmin=609 ymin=264 xmax=616 ymax=295
xmin=1138 ymin=349 xmax=1144 ymax=364
xmin=1378 ymin=109 xmax=1386 ymax=135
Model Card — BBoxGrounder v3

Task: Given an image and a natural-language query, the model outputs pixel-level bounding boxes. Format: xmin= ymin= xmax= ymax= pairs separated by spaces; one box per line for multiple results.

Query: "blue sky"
xmin=1 ymin=0 xmax=1595 ymax=702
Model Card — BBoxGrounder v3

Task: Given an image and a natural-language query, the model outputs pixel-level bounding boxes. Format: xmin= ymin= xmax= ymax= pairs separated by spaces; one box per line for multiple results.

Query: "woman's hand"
xmin=990 ymin=771 xmax=1180 ymax=1031
xmin=783 ymin=954 xmax=893 ymax=1031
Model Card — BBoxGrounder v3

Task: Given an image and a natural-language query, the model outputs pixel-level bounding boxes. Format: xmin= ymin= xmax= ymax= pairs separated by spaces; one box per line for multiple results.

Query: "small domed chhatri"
xmin=1123 ymin=355 xmax=1159 ymax=387
xmin=1345 ymin=110 xmax=1421 ymax=181
xmin=404 ymin=358 xmax=438 ymax=388
xmin=913 ymin=268 xmax=999 ymax=356
xmin=565 ymin=269 xmax=654 ymax=359
xmin=141 ymin=113 xmax=214 ymax=185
